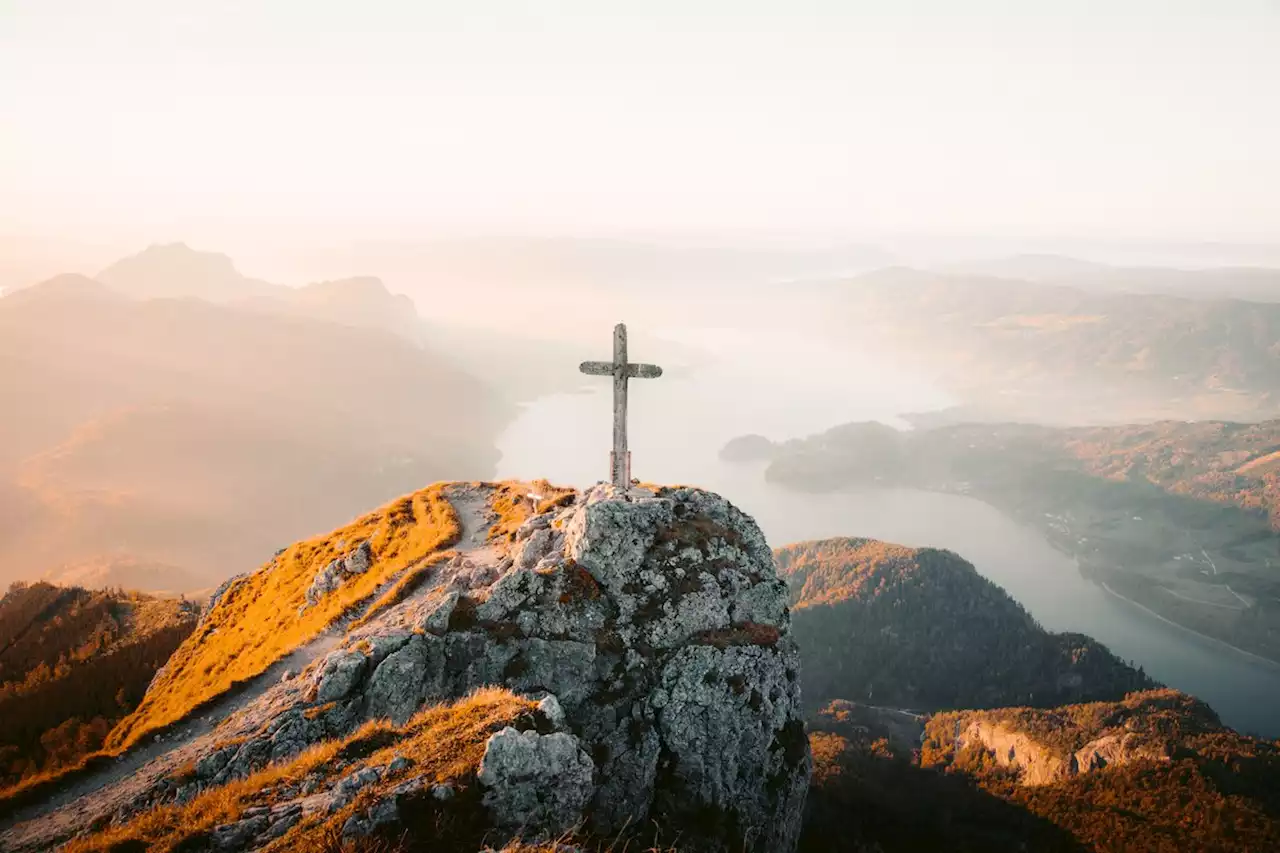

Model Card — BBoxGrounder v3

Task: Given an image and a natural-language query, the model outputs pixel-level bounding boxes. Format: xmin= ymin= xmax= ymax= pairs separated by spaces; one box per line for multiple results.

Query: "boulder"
xmin=315 ymin=650 xmax=368 ymax=703
xmin=478 ymin=727 xmax=595 ymax=836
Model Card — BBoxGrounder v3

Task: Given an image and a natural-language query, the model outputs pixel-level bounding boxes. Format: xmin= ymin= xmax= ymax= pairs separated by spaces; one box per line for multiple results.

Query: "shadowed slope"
xmin=776 ymin=537 xmax=1154 ymax=711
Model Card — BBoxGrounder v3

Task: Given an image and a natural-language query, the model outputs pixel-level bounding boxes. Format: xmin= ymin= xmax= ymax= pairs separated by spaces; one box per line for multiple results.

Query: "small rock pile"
xmin=303 ymin=541 xmax=373 ymax=608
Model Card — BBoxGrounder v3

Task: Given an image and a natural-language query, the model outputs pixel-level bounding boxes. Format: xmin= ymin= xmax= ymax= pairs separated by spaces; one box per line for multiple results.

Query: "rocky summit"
xmin=2 ymin=482 xmax=810 ymax=853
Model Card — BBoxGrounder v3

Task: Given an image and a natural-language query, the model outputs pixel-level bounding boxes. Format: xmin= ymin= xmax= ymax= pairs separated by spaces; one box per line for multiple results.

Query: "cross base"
xmin=608 ymin=450 xmax=632 ymax=491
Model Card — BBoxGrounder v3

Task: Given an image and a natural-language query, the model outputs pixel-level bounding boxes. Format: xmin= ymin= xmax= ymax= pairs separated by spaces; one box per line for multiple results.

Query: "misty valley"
xmin=3 ymin=237 xmax=1280 ymax=853
xmin=9 ymin=5 xmax=1280 ymax=849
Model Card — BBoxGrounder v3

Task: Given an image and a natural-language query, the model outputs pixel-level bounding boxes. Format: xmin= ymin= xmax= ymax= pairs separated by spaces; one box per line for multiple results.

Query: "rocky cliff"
xmin=922 ymin=689 xmax=1227 ymax=787
xmin=1 ymin=481 xmax=810 ymax=853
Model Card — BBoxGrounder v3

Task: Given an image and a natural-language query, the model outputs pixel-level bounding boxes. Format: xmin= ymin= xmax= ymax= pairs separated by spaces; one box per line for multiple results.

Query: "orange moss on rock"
xmin=106 ymin=484 xmax=461 ymax=752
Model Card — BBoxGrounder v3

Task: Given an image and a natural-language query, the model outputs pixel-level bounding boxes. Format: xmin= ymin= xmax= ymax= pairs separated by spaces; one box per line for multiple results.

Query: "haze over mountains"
xmin=9 ymin=239 xmax=1280 ymax=593
xmin=943 ymin=254 xmax=1280 ymax=302
xmin=795 ymin=265 xmax=1280 ymax=424
xmin=0 ymin=245 xmax=511 ymax=590
xmin=6 ymin=236 xmax=1280 ymax=852
xmin=7 ymin=2 xmax=1280 ymax=848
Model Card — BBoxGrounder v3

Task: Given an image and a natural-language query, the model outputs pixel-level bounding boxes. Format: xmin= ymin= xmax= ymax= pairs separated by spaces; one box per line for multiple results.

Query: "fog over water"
xmin=496 ymin=326 xmax=1280 ymax=737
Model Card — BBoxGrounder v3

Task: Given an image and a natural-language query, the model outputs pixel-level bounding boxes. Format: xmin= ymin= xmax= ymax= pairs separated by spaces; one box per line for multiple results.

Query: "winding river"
xmin=495 ymin=327 xmax=1280 ymax=737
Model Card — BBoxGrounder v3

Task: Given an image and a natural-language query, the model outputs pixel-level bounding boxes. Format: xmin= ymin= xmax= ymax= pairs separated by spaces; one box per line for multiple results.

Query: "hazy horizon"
xmin=5 ymin=0 xmax=1280 ymax=281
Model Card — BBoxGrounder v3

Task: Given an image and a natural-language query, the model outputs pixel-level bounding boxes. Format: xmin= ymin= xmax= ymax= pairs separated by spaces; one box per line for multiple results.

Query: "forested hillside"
xmin=921 ymin=690 xmax=1280 ymax=852
xmin=803 ymin=700 xmax=1083 ymax=852
xmin=776 ymin=538 xmax=1154 ymax=711
xmin=0 ymin=582 xmax=197 ymax=788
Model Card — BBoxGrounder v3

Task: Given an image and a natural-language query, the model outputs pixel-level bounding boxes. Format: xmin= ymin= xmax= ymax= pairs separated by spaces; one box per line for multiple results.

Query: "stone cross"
xmin=579 ymin=323 xmax=663 ymax=490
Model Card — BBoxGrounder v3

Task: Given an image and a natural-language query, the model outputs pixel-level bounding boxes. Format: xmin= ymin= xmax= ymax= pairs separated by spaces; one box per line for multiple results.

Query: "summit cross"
xmin=579 ymin=323 xmax=663 ymax=490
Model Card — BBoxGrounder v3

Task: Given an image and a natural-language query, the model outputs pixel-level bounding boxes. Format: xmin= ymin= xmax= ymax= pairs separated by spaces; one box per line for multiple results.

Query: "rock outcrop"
xmin=923 ymin=689 xmax=1219 ymax=787
xmin=303 ymin=541 xmax=373 ymax=608
xmin=951 ymin=719 xmax=1173 ymax=786
xmin=11 ymin=482 xmax=809 ymax=853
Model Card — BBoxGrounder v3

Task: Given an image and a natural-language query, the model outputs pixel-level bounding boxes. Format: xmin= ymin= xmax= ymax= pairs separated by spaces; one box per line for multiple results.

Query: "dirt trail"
xmin=0 ymin=630 xmax=343 ymax=850
xmin=448 ymin=482 xmax=503 ymax=559
xmin=0 ymin=486 xmax=502 ymax=852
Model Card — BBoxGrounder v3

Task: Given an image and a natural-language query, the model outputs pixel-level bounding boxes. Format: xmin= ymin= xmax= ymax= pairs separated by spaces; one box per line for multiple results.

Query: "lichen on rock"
xmin=20 ymin=481 xmax=810 ymax=853
xmin=478 ymin=727 xmax=596 ymax=836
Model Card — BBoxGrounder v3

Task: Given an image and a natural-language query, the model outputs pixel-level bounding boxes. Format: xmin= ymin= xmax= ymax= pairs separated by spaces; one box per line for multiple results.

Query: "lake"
xmin=495 ymin=326 xmax=1280 ymax=737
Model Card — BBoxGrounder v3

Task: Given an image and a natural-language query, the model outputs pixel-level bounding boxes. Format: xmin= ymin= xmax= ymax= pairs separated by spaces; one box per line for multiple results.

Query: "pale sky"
xmin=3 ymin=0 xmax=1279 ymax=247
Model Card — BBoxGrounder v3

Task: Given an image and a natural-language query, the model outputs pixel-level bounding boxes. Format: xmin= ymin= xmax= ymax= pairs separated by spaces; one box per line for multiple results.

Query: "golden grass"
xmin=106 ymin=484 xmax=462 ymax=753
xmin=66 ymin=688 xmax=536 ymax=853
xmin=62 ymin=740 xmax=346 ymax=853
xmin=486 ymin=480 xmax=577 ymax=542
xmin=349 ymin=552 xmax=456 ymax=632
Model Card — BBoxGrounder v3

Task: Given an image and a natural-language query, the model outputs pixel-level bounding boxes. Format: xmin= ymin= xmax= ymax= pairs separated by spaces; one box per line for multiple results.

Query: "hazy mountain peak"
xmin=0 ymin=273 xmax=119 ymax=308
xmin=97 ymin=242 xmax=276 ymax=303
xmin=299 ymin=275 xmax=392 ymax=297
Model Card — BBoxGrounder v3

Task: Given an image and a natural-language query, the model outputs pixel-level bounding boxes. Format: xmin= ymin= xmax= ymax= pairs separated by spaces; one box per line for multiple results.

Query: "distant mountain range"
xmin=943 ymin=254 xmax=1280 ymax=302
xmin=0 ymin=245 xmax=514 ymax=591
xmin=796 ymin=265 xmax=1280 ymax=422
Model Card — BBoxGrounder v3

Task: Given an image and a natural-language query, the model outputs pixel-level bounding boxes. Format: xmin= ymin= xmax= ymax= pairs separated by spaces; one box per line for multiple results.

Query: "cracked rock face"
xmin=99 ymin=483 xmax=811 ymax=853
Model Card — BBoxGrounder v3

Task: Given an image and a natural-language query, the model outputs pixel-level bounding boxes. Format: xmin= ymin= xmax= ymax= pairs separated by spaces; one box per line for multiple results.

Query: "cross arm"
xmin=579 ymin=361 xmax=663 ymax=378
xmin=627 ymin=363 xmax=662 ymax=378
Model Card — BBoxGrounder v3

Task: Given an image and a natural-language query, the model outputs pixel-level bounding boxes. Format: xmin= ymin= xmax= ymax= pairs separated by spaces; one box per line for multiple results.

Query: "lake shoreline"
xmin=1098 ymin=580 xmax=1280 ymax=672
xmin=768 ymin=470 xmax=1280 ymax=671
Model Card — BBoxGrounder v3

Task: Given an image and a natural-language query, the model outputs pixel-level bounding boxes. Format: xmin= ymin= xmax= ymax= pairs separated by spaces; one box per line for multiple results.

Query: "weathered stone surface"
xmin=478 ymin=727 xmax=595 ymax=836
xmin=515 ymin=527 xmax=555 ymax=569
xmin=315 ymin=650 xmax=368 ymax=703
xmin=45 ymin=483 xmax=808 ymax=853
xmin=537 ymin=694 xmax=567 ymax=730
xmin=366 ymin=634 xmax=445 ymax=724
xmin=210 ymin=815 xmax=269 ymax=850
xmin=419 ymin=590 xmax=460 ymax=634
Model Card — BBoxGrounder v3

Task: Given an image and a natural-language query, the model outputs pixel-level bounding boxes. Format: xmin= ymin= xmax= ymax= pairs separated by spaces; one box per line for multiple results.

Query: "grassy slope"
xmin=106 ymin=483 xmax=460 ymax=752
xmin=65 ymin=688 xmax=536 ymax=853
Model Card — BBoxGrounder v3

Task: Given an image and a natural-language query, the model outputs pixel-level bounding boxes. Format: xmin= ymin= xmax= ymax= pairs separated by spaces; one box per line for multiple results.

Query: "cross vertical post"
xmin=612 ymin=323 xmax=629 ymax=490
xmin=579 ymin=323 xmax=663 ymax=491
